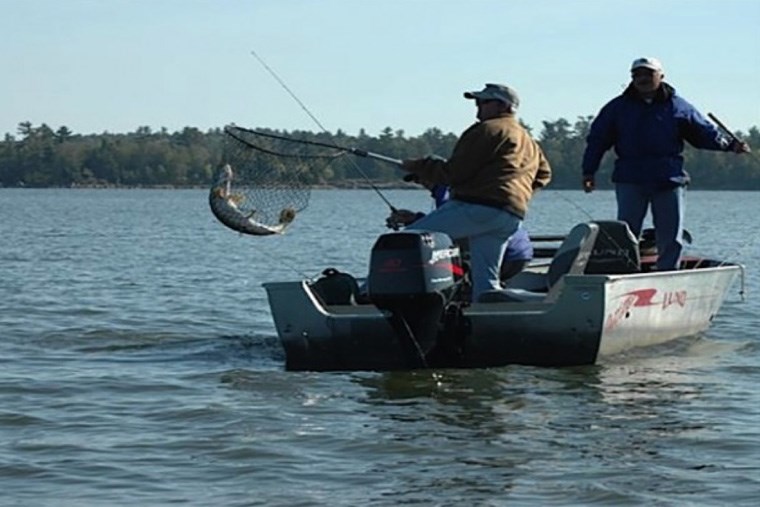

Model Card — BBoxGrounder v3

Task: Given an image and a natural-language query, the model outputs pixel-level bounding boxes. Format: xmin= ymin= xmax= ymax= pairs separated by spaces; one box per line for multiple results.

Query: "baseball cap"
xmin=631 ymin=57 xmax=664 ymax=73
xmin=464 ymin=83 xmax=519 ymax=108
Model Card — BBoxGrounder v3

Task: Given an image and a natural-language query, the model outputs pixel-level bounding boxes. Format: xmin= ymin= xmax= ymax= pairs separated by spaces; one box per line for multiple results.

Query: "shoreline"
xmin=1 ymin=180 xmax=425 ymax=190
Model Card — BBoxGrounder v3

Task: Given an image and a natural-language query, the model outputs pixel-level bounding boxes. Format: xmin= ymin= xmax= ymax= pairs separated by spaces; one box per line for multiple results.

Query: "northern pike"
xmin=208 ymin=164 xmax=296 ymax=236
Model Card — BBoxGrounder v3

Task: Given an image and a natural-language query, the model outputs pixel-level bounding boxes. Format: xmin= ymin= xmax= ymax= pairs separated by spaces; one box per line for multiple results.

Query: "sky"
xmin=2 ymin=0 xmax=759 ymax=139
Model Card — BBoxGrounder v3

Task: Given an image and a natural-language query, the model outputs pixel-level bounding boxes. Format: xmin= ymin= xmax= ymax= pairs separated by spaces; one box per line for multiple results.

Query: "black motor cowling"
xmin=368 ymin=230 xmax=462 ymax=304
xmin=367 ymin=230 xmax=464 ymax=368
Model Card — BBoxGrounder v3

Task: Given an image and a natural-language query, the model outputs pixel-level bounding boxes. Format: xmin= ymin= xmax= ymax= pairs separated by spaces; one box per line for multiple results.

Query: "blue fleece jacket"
xmin=582 ymin=83 xmax=732 ymax=187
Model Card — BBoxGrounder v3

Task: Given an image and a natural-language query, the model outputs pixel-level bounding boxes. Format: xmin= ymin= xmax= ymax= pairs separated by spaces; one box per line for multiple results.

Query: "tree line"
xmin=1 ymin=119 xmax=758 ymax=189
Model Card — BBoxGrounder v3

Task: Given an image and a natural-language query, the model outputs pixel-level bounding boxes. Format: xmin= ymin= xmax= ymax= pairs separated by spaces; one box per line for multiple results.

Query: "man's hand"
xmin=730 ymin=140 xmax=751 ymax=154
xmin=582 ymin=174 xmax=595 ymax=193
xmin=385 ymin=209 xmax=422 ymax=229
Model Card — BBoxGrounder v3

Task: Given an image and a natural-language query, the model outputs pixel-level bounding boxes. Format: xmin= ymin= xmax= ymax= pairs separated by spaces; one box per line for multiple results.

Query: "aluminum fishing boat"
xmin=263 ymin=221 xmax=743 ymax=371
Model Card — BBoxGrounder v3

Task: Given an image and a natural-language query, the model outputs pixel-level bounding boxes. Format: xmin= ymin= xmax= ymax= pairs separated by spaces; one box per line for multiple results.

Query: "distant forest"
xmin=1 ymin=119 xmax=759 ymax=189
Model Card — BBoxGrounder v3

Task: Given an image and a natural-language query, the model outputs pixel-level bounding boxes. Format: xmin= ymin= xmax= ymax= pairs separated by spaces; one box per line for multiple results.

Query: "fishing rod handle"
xmin=708 ymin=113 xmax=741 ymax=144
xmin=352 ymin=149 xmax=403 ymax=166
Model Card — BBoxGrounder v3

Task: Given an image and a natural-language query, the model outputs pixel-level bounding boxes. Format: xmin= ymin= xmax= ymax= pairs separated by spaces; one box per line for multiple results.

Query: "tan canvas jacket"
xmin=405 ymin=114 xmax=551 ymax=218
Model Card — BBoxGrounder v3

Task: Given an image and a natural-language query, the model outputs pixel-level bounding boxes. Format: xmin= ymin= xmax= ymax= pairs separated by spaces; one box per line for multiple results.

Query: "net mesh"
xmin=220 ymin=125 xmax=346 ymax=228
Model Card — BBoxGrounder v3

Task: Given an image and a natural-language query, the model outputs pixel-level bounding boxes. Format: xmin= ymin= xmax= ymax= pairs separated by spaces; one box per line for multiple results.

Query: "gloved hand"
xmin=730 ymin=139 xmax=751 ymax=154
xmin=582 ymin=174 xmax=595 ymax=193
xmin=385 ymin=209 xmax=423 ymax=229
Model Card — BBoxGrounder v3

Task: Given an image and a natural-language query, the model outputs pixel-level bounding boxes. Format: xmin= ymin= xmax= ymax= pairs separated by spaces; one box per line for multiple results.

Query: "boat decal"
xmin=662 ymin=290 xmax=688 ymax=309
xmin=429 ymin=247 xmax=460 ymax=264
xmin=433 ymin=262 xmax=464 ymax=277
xmin=624 ymin=288 xmax=658 ymax=306
xmin=605 ymin=288 xmax=688 ymax=331
xmin=447 ymin=263 xmax=465 ymax=277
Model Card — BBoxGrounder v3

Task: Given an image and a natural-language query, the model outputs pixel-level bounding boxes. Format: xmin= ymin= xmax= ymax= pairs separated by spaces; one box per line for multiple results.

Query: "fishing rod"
xmin=708 ymin=113 xmax=746 ymax=147
xmin=250 ymin=49 xmax=400 ymax=211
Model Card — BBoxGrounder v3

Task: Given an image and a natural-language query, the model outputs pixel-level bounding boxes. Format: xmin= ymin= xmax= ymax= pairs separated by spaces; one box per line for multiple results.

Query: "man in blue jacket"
xmin=582 ymin=57 xmax=750 ymax=270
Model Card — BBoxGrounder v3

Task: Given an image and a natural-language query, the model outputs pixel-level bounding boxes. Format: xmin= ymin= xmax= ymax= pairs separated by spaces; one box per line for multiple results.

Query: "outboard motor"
xmin=367 ymin=230 xmax=463 ymax=368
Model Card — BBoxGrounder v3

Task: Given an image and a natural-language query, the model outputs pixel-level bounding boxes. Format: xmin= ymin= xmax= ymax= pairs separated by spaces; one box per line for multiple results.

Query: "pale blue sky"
xmin=2 ymin=0 xmax=758 ymax=138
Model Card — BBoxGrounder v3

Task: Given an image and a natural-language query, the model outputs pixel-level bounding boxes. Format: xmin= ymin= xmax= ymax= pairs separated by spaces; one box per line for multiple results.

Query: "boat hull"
xmin=263 ymin=263 xmax=741 ymax=372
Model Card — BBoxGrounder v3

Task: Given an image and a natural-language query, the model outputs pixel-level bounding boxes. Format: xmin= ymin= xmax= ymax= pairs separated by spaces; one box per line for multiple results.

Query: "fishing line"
xmin=250 ymin=49 xmax=399 ymax=212
xmin=246 ymin=234 xmax=321 ymax=281
xmin=552 ymin=189 xmax=598 ymax=222
xmin=558 ymin=185 xmax=748 ymax=297
xmin=250 ymin=49 xmax=330 ymax=137
xmin=700 ymin=233 xmax=756 ymax=301
xmin=249 ymin=49 xmax=668 ymax=274
xmin=547 ymin=189 xmax=644 ymax=272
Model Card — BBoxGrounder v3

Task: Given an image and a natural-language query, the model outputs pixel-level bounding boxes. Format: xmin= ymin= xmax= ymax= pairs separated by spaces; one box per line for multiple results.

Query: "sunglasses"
xmin=631 ymin=68 xmax=657 ymax=77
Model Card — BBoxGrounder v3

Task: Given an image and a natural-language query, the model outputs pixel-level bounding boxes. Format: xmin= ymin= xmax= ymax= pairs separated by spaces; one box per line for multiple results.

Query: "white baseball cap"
xmin=631 ymin=57 xmax=664 ymax=73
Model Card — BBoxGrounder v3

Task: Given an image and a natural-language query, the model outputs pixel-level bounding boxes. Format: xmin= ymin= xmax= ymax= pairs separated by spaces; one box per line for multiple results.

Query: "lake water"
xmin=1 ymin=188 xmax=758 ymax=506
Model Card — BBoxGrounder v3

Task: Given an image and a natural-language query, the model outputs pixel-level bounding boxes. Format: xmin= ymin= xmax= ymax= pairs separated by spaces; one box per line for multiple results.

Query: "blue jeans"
xmin=615 ymin=183 xmax=686 ymax=270
xmin=410 ymin=199 xmax=521 ymax=299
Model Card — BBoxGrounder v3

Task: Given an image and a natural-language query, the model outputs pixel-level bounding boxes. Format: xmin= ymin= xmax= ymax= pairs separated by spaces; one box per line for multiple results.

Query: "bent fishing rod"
xmin=250 ymin=49 xmax=401 ymax=212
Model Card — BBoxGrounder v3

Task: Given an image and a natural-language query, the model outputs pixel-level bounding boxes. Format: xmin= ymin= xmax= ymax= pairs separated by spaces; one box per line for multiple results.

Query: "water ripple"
xmin=1 ymin=189 xmax=759 ymax=506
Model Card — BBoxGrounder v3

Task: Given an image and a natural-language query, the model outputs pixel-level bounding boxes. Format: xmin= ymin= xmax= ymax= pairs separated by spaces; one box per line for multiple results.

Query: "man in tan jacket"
xmin=398 ymin=83 xmax=551 ymax=300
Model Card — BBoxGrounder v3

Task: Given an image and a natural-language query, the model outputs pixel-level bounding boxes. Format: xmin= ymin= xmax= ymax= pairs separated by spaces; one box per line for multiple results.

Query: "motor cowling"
xmin=367 ymin=230 xmax=466 ymax=369
xmin=367 ymin=230 xmax=462 ymax=305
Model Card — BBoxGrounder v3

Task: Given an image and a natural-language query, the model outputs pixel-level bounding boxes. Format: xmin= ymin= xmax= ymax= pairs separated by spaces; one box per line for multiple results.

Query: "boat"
xmin=263 ymin=220 xmax=744 ymax=372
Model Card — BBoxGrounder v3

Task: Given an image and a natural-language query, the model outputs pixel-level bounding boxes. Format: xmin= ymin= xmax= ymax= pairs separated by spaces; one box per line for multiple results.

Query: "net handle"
xmin=227 ymin=126 xmax=402 ymax=165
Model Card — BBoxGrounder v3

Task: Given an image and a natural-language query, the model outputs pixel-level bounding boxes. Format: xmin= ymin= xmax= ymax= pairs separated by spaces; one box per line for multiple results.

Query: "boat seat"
xmin=546 ymin=222 xmax=600 ymax=286
xmin=478 ymin=222 xmax=600 ymax=303
xmin=585 ymin=220 xmax=641 ymax=274
xmin=309 ymin=268 xmax=362 ymax=306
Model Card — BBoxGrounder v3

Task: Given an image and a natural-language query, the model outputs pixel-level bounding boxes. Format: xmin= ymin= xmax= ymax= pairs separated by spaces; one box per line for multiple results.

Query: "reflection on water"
xmin=356 ymin=335 xmax=726 ymax=431
xmin=358 ymin=369 xmax=521 ymax=435
xmin=347 ymin=334 xmax=759 ymax=503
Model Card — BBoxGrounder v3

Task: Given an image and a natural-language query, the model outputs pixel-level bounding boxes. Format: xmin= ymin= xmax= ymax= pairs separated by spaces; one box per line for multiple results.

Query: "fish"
xmin=208 ymin=164 xmax=297 ymax=236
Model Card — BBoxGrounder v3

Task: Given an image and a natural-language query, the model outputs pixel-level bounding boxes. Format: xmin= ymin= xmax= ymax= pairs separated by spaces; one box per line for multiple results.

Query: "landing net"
xmin=218 ymin=125 xmax=347 ymax=230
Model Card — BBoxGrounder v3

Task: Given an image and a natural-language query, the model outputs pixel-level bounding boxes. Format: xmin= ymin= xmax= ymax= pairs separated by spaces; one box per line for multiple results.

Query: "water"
xmin=1 ymin=188 xmax=758 ymax=506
